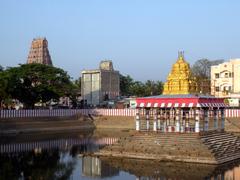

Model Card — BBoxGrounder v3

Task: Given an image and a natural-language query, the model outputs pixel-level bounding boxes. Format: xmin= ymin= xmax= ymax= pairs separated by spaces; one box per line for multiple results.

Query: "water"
xmin=0 ymin=132 xmax=240 ymax=180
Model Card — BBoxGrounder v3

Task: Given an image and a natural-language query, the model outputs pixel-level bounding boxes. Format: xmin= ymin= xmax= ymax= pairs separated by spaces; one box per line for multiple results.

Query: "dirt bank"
xmin=0 ymin=115 xmax=239 ymax=135
xmin=0 ymin=115 xmax=95 ymax=135
xmin=225 ymin=117 xmax=240 ymax=132
xmin=93 ymin=116 xmax=135 ymax=129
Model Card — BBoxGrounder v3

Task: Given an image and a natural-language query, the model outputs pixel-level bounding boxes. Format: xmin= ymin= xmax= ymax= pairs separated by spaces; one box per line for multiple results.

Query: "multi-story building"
xmin=211 ymin=59 xmax=240 ymax=106
xmin=81 ymin=61 xmax=120 ymax=106
xmin=27 ymin=37 xmax=53 ymax=65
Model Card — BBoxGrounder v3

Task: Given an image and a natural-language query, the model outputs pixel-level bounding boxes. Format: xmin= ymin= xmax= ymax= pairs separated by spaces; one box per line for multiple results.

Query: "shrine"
xmin=135 ymin=52 xmax=227 ymax=133
xmin=95 ymin=52 xmax=240 ymax=165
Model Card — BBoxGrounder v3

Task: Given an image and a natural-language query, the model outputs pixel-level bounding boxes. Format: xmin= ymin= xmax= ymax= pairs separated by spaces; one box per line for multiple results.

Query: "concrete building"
xmin=27 ymin=37 xmax=53 ymax=65
xmin=211 ymin=59 xmax=240 ymax=106
xmin=81 ymin=61 xmax=120 ymax=106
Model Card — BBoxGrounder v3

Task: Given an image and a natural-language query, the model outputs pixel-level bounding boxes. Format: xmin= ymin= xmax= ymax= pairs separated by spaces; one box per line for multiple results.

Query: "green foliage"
xmin=120 ymin=74 xmax=134 ymax=96
xmin=73 ymin=77 xmax=81 ymax=89
xmin=0 ymin=69 xmax=10 ymax=106
xmin=120 ymin=74 xmax=163 ymax=97
xmin=1 ymin=63 xmax=74 ymax=108
xmin=68 ymin=78 xmax=81 ymax=108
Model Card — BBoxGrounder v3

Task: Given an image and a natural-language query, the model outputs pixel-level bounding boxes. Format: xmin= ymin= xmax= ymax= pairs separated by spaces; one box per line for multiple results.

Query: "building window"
xmin=215 ymin=87 xmax=219 ymax=92
xmin=229 ymin=86 xmax=232 ymax=91
xmin=224 ymin=73 xmax=228 ymax=78
xmin=215 ymin=73 xmax=219 ymax=78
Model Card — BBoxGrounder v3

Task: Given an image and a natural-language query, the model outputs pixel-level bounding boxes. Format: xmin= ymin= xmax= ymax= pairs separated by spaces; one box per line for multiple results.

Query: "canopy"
xmin=136 ymin=94 xmax=227 ymax=108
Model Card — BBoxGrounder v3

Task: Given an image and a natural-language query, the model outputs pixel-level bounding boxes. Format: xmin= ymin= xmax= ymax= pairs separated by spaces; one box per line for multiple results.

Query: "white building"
xmin=211 ymin=59 xmax=240 ymax=106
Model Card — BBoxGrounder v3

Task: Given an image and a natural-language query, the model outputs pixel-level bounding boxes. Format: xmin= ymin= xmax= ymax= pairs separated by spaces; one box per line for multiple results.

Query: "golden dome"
xmin=163 ymin=52 xmax=198 ymax=95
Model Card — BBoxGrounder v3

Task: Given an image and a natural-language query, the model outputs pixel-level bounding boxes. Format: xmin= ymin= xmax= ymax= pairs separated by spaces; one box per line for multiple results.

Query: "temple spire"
xmin=163 ymin=52 xmax=198 ymax=95
xmin=27 ymin=37 xmax=53 ymax=66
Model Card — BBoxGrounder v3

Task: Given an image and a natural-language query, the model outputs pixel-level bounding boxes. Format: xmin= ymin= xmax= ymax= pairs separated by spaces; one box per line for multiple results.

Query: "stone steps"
xmin=99 ymin=131 xmax=240 ymax=164
xmin=200 ymin=131 xmax=240 ymax=163
xmin=105 ymin=144 xmax=212 ymax=157
xmin=106 ymin=133 xmax=211 ymax=158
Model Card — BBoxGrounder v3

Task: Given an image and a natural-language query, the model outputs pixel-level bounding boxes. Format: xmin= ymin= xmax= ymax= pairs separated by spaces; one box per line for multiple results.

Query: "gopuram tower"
xmin=163 ymin=51 xmax=198 ymax=94
xmin=27 ymin=38 xmax=53 ymax=66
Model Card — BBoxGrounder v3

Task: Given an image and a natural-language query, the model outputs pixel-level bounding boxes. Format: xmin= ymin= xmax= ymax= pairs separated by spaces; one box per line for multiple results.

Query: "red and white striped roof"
xmin=136 ymin=95 xmax=227 ymax=108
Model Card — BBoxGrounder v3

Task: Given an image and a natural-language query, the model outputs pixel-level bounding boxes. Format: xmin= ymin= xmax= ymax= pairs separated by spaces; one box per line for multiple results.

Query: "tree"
xmin=68 ymin=78 xmax=82 ymax=108
xmin=120 ymin=74 xmax=134 ymax=96
xmin=5 ymin=63 xmax=73 ymax=109
xmin=129 ymin=81 xmax=145 ymax=97
xmin=0 ymin=70 xmax=9 ymax=108
xmin=74 ymin=77 xmax=81 ymax=90
xmin=155 ymin=81 xmax=164 ymax=95
xmin=191 ymin=59 xmax=224 ymax=79
xmin=144 ymin=80 xmax=163 ymax=96
xmin=191 ymin=59 xmax=224 ymax=94
xmin=120 ymin=74 xmax=163 ymax=97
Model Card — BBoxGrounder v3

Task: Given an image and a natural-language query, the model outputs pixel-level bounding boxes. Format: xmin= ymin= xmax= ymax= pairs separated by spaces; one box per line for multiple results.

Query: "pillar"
xmin=203 ymin=109 xmax=209 ymax=131
xmin=175 ymin=108 xmax=180 ymax=132
xmin=186 ymin=111 xmax=190 ymax=132
xmin=135 ymin=112 xmax=140 ymax=131
xmin=220 ymin=108 xmax=225 ymax=130
xmin=163 ymin=109 xmax=167 ymax=132
xmin=157 ymin=110 xmax=161 ymax=131
xmin=180 ymin=109 xmax=185 ymax=132
xmin=213 ymin=109 xmax=218 ymax=130
xmin=168 ymin=109 xmax=172 ymax=132
xmin=195 ymin=109 xmax=200 ymax=133
xmin=146 ymin=110 xmax=150 ymax=131
xmin=153 ymin=113 xmax=157 ymax=132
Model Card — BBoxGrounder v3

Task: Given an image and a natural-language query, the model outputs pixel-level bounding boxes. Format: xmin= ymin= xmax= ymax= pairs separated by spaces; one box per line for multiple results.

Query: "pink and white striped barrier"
xmin=0 ymin=108 xmax=240 ymax=119
xmin=225 ymin=109 xmax=240 ymax=118
xmin=0 ymin=109 xmax=138 ymax=119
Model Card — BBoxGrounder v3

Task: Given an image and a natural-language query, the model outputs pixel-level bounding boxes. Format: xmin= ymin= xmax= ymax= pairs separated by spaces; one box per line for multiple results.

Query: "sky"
xmin=0 ymin=0 xmax=240 ymax=81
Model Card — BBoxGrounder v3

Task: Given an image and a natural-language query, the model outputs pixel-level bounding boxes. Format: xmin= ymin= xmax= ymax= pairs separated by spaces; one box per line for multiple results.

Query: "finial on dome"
xmin=178 ymin=51 xmax=185 ymax=61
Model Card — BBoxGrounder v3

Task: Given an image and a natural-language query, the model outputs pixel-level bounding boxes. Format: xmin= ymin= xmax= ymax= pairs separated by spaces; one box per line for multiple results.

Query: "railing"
xmin=225 ymin=109 xmax=240 ymax=118
xmin=0 ymin=109 xmax=137 ymax=119
xmin=0 ymin=108 xmax=239 ymax=119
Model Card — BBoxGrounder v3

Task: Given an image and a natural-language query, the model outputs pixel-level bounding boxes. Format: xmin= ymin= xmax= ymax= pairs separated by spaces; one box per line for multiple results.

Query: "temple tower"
xmin=163 ymin=51 xmax=197 ymax=94
xmin=27 ymin=38 xmax=53 ymax=66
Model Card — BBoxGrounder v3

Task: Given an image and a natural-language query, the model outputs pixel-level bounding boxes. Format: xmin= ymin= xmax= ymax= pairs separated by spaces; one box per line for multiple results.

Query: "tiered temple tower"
xmin=27 ymin=38 xmax=53 ymax=65
xmin=163 ymin=51 xmax=198 ymax=94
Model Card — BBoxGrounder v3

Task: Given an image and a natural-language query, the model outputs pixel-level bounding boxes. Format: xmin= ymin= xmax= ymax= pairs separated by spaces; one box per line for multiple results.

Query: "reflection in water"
xmin=0 ymin=136 xmax=118 ymax=179
xmin=82 ymin=156 xmax=119 ymax=178
xmin=0 ymin=149 xmax=75 ymax=180
xmin=0 ymin=133 xmax=240 ymax=180
xmin=100 ymin=157 xmax=240 ymax=180
xmin=0 ymin=137 xmax=118 ymax=154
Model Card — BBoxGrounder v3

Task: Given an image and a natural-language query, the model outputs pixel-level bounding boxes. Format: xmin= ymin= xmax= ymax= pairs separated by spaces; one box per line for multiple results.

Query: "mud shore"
xmin=0 ymin=115 xmax=239 ymax=134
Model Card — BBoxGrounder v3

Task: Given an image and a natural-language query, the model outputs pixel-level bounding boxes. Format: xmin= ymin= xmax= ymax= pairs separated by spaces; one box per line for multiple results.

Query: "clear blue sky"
xmin=1 ymin=0 xmax=240 ymax=81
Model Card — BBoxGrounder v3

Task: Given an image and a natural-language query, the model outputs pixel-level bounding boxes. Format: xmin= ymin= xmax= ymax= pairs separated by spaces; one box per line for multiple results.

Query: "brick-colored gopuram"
xmin=95 ymin=52 xmax=240 ymax=165
xmin=27 ymin=38 xmax=53 ymax=65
